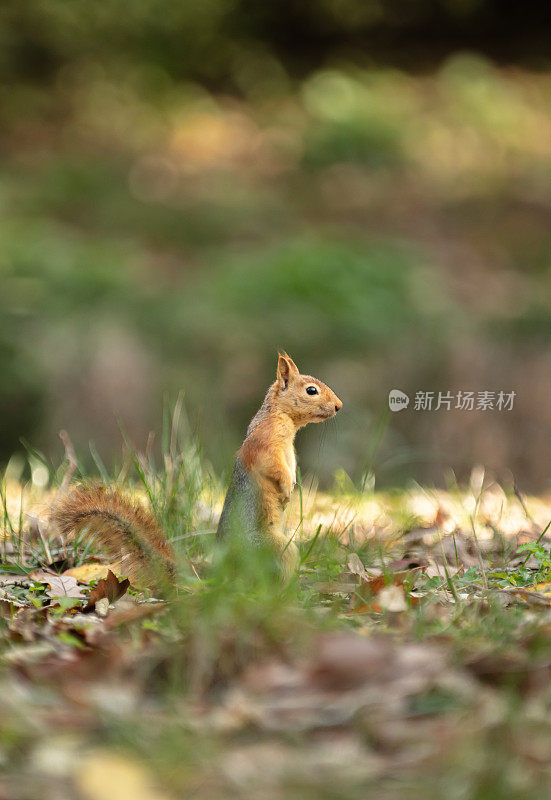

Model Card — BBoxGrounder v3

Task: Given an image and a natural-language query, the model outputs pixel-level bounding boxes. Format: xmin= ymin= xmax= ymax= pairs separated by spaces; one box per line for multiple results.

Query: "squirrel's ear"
xmin=277 ymin=352 xmax=299 ymax=389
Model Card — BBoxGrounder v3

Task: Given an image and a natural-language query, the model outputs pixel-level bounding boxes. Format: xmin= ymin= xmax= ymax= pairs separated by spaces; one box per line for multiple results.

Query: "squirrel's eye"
xmin=306 ymin=386 xmax=319 ymax=396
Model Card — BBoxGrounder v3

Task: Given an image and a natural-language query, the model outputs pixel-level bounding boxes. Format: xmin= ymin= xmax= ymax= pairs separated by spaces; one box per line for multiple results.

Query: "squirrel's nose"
xmin=334 ymin=400 xmax=343 ymax=412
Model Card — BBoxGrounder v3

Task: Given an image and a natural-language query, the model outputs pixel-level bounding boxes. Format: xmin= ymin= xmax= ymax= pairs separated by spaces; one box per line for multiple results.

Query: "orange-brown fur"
xmin=51 ymin=352 xmax=342 ymax=583
xmin=219 ymin=352 xmax=342 ymax=573
xmin=51 ymin=484 xmax=174 ymax=584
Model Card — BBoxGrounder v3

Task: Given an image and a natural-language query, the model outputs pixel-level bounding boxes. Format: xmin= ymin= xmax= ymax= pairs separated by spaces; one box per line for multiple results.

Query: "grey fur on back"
xmin=216 ymin=455 xmax=261 ymax=541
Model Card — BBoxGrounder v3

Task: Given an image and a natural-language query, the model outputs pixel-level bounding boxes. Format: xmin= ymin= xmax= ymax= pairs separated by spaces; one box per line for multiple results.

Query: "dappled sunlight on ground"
xmin=3 ymin=473 xmax=551 ymax=798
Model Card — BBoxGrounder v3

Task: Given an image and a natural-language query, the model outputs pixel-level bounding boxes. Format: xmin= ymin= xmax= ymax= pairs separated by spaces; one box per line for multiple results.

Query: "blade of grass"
xmin=520 ymin=517 xmax=551 ymax=569
xmin=300 ymin=523 xmax=323 ymax=565
xmin=89 ymin=440 xmax=111 ymax=484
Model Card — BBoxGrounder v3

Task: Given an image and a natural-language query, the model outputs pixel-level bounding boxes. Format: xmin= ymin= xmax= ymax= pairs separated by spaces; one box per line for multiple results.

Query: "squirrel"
xmin=51 ymin=352 xmax=342 ymax=583
xmin=216 ymin=352 xmax=342 ymax=573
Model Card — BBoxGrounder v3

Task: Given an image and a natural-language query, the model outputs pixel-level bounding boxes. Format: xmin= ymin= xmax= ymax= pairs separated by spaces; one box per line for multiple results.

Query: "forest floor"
xmin=3 ymin=448 xmax=551 ymax=800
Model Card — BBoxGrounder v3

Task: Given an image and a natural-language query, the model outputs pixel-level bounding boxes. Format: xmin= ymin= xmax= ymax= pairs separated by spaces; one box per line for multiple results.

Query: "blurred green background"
xmin=2 ymin=0 xmax=551 ymax=489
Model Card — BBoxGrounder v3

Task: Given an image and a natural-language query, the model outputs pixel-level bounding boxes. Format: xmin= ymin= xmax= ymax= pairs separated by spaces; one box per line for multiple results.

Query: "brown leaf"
xmin=83 ymin=569 xmax=130 ymax=614
xmin=353 ymin=571 xmax=424 ymax=608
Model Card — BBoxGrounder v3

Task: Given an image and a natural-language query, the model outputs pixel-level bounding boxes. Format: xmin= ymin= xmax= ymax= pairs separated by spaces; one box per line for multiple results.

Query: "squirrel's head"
xmin=274 ymin=352 xmax=343 ymax=428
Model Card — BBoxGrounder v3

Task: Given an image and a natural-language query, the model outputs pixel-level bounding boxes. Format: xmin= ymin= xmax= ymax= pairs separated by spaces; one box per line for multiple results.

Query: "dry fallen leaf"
xmin=31 ymin=572 xmax=86 ymax=600
xmin=347 ymin=554 xmax=425 ymax=612
xmin=64 ymin=562 xmax=124 ymax=584
xmin=74 ymin=750 xmax=173 ymax=800
xmin=346 ymin=553 xmax=377 ymax=582
xmin=83 ymin=570 xmax=130 ymax=613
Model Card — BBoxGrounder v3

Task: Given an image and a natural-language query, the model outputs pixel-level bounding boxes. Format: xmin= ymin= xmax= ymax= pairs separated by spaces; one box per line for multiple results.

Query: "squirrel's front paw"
xmin=279 ymin=477 xmax=294 ymax=504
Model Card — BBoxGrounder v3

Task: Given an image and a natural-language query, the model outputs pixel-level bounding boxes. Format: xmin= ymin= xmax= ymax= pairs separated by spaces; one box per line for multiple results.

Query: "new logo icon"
xmin=388 ymin=390 xmax=409 ymax=412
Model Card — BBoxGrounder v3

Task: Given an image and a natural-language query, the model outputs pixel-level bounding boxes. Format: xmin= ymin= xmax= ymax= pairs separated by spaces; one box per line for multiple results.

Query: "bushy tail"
xmin=51 ymin=484 xmax=175 ymax=586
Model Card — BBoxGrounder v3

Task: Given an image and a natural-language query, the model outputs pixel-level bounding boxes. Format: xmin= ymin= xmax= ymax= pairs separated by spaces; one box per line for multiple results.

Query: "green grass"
xmin=3 ymin=415 xmax=551 ymax=797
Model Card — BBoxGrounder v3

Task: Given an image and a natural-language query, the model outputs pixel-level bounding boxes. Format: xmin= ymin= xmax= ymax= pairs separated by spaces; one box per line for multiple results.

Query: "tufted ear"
xmin=277 ymin=351 xmax=299 ymax=390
